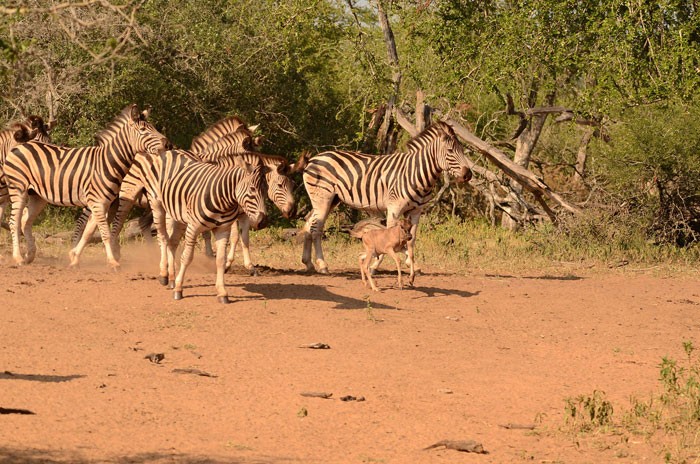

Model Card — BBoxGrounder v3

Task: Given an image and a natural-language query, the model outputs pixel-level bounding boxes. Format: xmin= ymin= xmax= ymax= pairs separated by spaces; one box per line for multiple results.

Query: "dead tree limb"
xmin=444 ymin=118 xmax=582 ymax=216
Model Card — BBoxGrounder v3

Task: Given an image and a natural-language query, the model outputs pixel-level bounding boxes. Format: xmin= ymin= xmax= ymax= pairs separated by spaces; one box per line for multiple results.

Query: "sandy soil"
xmin=1 ymin=242 xmax=699 ymax=463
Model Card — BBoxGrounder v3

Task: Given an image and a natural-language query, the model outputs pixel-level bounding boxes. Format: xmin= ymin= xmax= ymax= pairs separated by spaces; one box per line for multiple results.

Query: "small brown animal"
xmin=352 ymin=218 xmax=412 ymax=291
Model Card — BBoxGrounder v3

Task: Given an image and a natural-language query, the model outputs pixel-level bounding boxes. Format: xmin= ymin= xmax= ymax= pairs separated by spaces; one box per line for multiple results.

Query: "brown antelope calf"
xmin=351 ymin=217 xmax=413 ymax=292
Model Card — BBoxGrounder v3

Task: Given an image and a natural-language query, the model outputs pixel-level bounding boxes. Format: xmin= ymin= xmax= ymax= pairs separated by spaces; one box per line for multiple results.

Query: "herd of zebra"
xmin=0 ymin=103 xmax=472 ymax=303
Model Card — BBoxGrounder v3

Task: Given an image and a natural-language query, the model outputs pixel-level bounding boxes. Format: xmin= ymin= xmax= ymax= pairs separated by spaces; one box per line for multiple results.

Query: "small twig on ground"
xmin=498 ymin=423 xmax=536 ymax=430
xmin=300 ymin=391 xmax=333 ymax=399
xmin=423 ymin=440 xmax=487 ymax=454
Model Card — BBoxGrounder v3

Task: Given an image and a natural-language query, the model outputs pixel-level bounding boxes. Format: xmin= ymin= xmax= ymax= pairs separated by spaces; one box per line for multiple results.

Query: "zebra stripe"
xmin=301 ymin=121 xmax=471 ymax=283
xmin=190 ymin=116 xmax=260 ymax=153
xmin=0 ymin=116 xmax=53 ymax=228
xmin=4 ymin=104 xmax=170 ymax=268
xmin=128 ymin=149 xmax=267 ymax=302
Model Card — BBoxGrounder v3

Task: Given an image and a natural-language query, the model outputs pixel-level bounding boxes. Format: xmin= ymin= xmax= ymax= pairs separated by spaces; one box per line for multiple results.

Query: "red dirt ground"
xmin=1 ymin=243 xmax=699 ymax=463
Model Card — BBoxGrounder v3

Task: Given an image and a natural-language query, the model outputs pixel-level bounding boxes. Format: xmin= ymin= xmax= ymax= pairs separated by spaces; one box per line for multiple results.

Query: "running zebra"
xmin=301 ymin=121 xmax=472 ymax=284
xmin=127 ymin=149 xmax=267 ymax=303
xmin=0 ymin=115 xmax=54 ymax=228
xmin=107 ymin=128 xmax=255 ymax=259
xmin=78 ymin=120 xmax=256 ymax=257
xmin=4 ymin=104 xmax=171 ymax=267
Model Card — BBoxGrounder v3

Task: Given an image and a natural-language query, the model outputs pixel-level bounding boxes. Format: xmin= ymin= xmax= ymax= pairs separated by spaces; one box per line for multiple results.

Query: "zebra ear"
xmin=248 ymin=124 xmax=259 ymax=132
xmin=129 ymin=105 xmax=141 ymax=121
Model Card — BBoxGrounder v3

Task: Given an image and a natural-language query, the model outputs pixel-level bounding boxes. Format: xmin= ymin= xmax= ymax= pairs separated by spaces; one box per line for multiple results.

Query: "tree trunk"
xmin=573 ymin=127 xmax=594 ymax=187
xmin=501 ymin=92 xmax=555 ymax=230
xmin=375 ymin=0 xmax=401 ymax=154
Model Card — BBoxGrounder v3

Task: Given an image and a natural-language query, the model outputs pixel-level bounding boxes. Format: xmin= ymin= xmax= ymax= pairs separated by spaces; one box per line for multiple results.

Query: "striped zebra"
xmin=0 ymin=116 xmax=54 ymax=228
xmin=79 ymin=121 xmax=254 ymax=255
xmin=199 ymin=133 xmax=307 ymax=271
xmin=190 ymin=116 xmax=262 ymax=153
xmin=107 ymin=128 xmax=255 ymax=258
xmin=4 ymin=104 xmax=171 ymax=268
xmin=301 ymin=121 xmax=472 ymax=284
xmin=109 ymin=129 xmax=304 ymax=272
xmin=128 ymin=149 xmax=267 ymax=303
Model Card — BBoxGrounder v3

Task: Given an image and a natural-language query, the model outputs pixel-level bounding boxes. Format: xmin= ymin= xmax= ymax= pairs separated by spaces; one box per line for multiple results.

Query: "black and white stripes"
xmin=301 ymin=121 xmax=471 ymax=283
xmin=4 ymin=104 xmax=170 ymax=267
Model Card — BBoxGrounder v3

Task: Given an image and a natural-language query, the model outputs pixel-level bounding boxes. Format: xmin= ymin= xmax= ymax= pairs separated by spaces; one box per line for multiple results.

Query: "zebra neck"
xmin=96 ymin=135 xmax=138 ymax=181
xmin=399 ymin=148 xmax=443 ymax=196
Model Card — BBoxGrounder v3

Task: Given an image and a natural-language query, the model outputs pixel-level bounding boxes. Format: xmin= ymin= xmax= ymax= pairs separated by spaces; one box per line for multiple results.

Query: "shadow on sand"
xmin=0 ymin=447 xmax=292 ymax=464
xmin=0 ymin=371 xmax=85 ymax=383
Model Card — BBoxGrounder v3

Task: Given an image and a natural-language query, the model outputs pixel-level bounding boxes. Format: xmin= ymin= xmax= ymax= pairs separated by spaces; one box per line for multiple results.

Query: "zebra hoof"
xmin=173 ymin=291 xmax=183 ymax=300
xmin=167 ymin=281 xmax=175 ymax=290
xmin=158 ymin=276 xmax=169 ymax=286
xmin=318 ymin=268 xmax=329 ymax=274
xmin=249 ymin=267 xmax=259 ymax=277
xmin=217 ymin=296 xmax=230 ymax=304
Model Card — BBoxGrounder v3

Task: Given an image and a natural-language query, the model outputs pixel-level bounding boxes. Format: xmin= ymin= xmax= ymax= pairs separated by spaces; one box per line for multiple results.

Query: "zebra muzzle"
xmin=455 ymin=166 xmax=472 ymax=183
xmin=251 ymin=213 xmax=269 ymax=231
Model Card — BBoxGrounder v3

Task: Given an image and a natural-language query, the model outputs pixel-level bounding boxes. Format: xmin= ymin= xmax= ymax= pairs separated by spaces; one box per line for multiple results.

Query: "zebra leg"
xmin=236 ymin=216 xmax=255 ymax=274
xmin=149 ymin=200 xmax=169 ymax=285
xmin=9 ymin=190 xmax=28 ymax=265
xmin=21 ymin=195 xmax=48 ymax=264
xmin=387 ymin=248 xmax=403 ymax=290
xmin=406 ymin=211 xmax=422 ymax=286
xmin=110 ymin=197 xmax=135 ymax=262
xmin=166 ymin=221 xmax=187 ymax=290
xmin=172 ymin=225 xmax=198 ymax=301
xmin=85 ymin=201 xmax=120 ymax=269
xmin=225 ymin=219 xmax=240 ymax=272
xmin=202 ymin=230 xmax=214 ymax=257
xmin=69 ymin=210 xmax=99 ymax=267
xmin=301 ymin=195 xmax=334 ymax=273
xmin=213 ymin=227 xmax=231 ymax=304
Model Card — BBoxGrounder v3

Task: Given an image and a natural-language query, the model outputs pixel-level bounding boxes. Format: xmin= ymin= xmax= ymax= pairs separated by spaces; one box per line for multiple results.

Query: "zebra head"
xmin=12 ymin=115 xmax=53 ymax=144
xmin=265 ymin=160 xmax=296 ymax=219
xmin=124 ymin=104 xmax=172 ymax=155
xmin=233 ymin=158 xmax=268 ymax=230
xmin=431 ymin=122 xmax=472 ymax=183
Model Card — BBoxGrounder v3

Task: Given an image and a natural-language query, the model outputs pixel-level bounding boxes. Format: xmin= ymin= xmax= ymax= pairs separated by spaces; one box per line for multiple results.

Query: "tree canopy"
xmin=1 ymin=0 xmax=699 ymax=242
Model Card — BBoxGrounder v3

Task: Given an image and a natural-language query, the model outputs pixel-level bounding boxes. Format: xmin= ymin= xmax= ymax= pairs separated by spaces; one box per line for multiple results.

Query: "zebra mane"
xmin=405 ymin=121 xmax=456 ymax=152
xmin=94 ymin=104 xmax=138 ymax=146
xmin=191 ymin=116 xmax=250 ymax=150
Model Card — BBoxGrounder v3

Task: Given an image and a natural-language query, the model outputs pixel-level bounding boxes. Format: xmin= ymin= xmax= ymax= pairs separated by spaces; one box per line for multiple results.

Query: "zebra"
xmin=107 ymin=128 xmax=255 ymax=259
xmin=127 ymin=149 xmax=268 ymax=303
xmin=189 ymin=116 xmax=262 ymax=153
xmin=109 ymin=129 xmax=305 ymax=272
xmin=198 ymin=133 xmax=307 ymax=271
xmin=77 ymin=121 xmax=255 ymax=257
xmin=301 ymin=121 xmax=472 ymax=284
xmin=0 ymin=115 xmax=54 ymax=229
xmin=4 ymin=104 xmax=171 ymax=268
